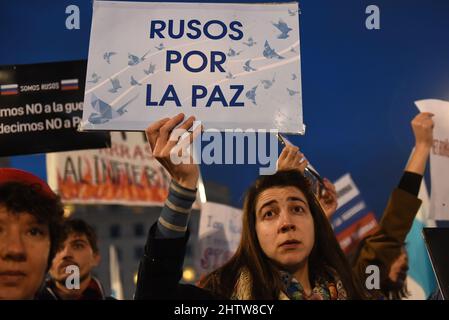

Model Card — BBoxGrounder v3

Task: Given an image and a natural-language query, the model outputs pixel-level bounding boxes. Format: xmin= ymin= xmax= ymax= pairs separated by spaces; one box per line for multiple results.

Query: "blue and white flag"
xmin=405 ymin=180 xmax=437 ymax=299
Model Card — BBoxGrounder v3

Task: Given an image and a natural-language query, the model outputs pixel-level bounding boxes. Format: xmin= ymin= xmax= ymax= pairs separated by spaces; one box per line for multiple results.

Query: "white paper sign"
xmin=81 ymin=1 xmax=303 ymax=133
xmin=415 ymin=99 xmax=449 ymax=220
xmin=196 ymin=202 xmax=242 ymax=276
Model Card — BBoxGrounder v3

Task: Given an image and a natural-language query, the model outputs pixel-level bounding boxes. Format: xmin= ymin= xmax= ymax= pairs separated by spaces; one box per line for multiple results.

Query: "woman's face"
xmin=0 ymin=206 xmax=50 ymax=300
xmin=255 ymin=186 xmax=315 ymax=272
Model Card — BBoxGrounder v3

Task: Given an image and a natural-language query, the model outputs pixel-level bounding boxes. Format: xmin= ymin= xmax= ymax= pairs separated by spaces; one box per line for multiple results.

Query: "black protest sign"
xmin=0 ymin=60 xmax=110 ymax=156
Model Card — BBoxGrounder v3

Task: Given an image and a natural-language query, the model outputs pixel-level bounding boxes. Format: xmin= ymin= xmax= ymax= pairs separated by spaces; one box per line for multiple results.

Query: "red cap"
xmin=0 ymin=168 xmax=57 ymax=199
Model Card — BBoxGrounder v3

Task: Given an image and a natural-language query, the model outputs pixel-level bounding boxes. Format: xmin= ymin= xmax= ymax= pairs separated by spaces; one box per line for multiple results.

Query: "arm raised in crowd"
xmin=405 ymin=112 xmax=434 ymax=175
xmin=146 ymin=113 xmax=199 ymax=190
xmin=146 ymin=113 xmax=199 ymax=239
xmin=352 ymin=112 xmax=434 ymax=299
xmin=370 ymin=112 xmax=433 ymax=245
xmin=135 ymin=114 xmax=215 ymax=300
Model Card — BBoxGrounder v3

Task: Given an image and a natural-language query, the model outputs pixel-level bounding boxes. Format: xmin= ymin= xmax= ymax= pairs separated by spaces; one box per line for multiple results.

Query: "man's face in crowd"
xmin=49 ymin=233 xmax=99 ymax=284
xmin=0 ymin=205 xmax=50 ymax=300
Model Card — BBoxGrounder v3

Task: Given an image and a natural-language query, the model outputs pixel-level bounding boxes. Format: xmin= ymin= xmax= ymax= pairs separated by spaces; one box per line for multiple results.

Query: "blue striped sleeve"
xmin=155 ymin=180 xmax=197 ymax=239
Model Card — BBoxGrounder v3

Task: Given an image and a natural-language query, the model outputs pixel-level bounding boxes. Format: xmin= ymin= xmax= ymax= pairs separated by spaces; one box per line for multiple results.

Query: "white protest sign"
xmin=81 ymin=1 xmax=303 ymax=133
xmin=196 ymin=202 xmax=242 ymax=276
xmin=415 ymin=99 xmax=449 ymax=220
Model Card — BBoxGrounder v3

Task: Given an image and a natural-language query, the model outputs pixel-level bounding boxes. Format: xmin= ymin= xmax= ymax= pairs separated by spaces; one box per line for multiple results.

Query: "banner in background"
xmin=81 ymin=1 xmax=303 ymax=133
xmin=415 ymin=99 xmax=449 ymax=221
xmin=0 ymin=60 xmax=110 ymax=156
xmin=330 ymin=173 xmax=378 ymax=254
xmin=46 ymin=132 xmax=170 ymax=206
xmin=196 ymin=202 xmax=242 ymax=277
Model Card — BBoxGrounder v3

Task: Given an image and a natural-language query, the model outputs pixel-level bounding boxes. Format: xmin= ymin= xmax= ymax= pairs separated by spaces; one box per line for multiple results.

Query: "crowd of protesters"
xmin=0 ymin=112 xmax=438 ymax=300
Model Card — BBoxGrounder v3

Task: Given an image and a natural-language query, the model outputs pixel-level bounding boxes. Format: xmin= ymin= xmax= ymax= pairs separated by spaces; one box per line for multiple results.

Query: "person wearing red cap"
xmin=0 ymin=168 xmax=64 ymax=300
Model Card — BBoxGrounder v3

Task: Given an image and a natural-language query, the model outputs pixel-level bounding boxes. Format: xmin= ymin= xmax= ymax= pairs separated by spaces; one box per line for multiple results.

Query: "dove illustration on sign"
xmin=87 ymin=73 xmax=101 ymax=84
xmin=130 ymin=76 xmax=142 ymax=86
xmin=243 ymin=60 xmax=256 ymax=72
xmin=272 ymin=19 xmax=292 ymax=39
xmin=144 ymin=63 xmax=156 ymax=75
xmin=108 ymin=78 xmax=122 ymax=93
xmin=128 ymin=50 xmax=151 ymax=66
xmin=226 ymin=72 xmax=236 ymax=79
xmin=227 ymin=48 xmax=243 ymax=57
xmin=103 ymin=52 xmax=117 ymax=64
xmin=287 ymin=88 xmax=300 ymax=96
xmin=245 ymin=85 xmax=258 ymax=105
xmin=155 ymin=43 xmax=165 ymax=51
xmin=263 ymin=41 xmax=284 ymax=60
xmin=88 ymin=93 xmax=138 ymax=124
xmin=243 ymin=37 xmax=257 ymax=47
xmin=261 ymin=74 xmax=276 ymax=89
xmin=288 ymin=9 xmax=299 ymax=16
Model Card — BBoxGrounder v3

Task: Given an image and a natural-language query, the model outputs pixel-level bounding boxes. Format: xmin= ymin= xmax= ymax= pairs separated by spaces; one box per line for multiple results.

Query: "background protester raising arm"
xmin=352 ymin=112 xmax=434 ymax=299
xmin=275 ymin=112 xmax=434 ymax=299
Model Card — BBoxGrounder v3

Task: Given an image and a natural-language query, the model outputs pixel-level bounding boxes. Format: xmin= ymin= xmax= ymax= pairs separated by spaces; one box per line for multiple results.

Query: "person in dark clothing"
xmin=38 ymin=219 xmax=109 ymax=300
xmin=135 ymin=222 xmax=220 ymax=300
xmin=136 ymin=114 xmax=366 ymax=300
xmin=135 ymin=114 xmax=218 ymax=299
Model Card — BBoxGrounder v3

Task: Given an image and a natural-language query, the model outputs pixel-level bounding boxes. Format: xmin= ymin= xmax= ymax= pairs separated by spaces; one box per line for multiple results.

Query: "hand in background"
xmin=412 ymin=112 xmax=434 ymax=151
xmin=406 ymin=112 xmax=434 ymax=175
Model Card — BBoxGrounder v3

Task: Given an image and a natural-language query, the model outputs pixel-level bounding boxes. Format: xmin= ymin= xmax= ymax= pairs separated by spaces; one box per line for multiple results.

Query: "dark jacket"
xmin=36 ymin=276 xmax=113 ymax=300
xmin=134 ymin=224 xmax=220 ymax=300
xmin=352 ymin=187 xmax=422 ymax=298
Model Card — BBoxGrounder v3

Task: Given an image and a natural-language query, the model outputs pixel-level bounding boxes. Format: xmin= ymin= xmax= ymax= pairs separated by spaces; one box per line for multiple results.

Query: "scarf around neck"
xmin=231 ymin=267 xmax=348 ymax=300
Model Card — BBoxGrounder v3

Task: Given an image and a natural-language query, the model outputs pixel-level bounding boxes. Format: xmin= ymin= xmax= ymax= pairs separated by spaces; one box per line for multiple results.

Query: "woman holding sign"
xmin=135 ymin=113 xmax=366 ymax=300
xmin=135 ymin=112 xmax=432 ymax=300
